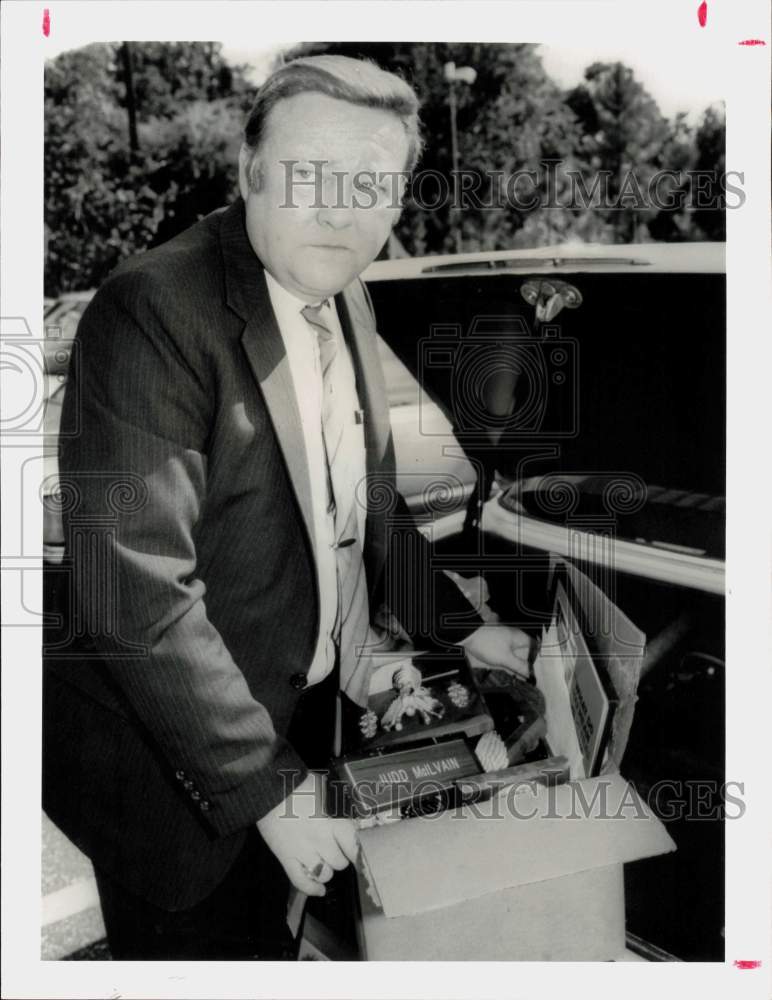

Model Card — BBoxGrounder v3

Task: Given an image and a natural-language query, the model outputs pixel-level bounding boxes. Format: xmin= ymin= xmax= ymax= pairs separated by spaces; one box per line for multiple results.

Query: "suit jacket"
xmin=43 ymin=199 xmax=481 ymax=910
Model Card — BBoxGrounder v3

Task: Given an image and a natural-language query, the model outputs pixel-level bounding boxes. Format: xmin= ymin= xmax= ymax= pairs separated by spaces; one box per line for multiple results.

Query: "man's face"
xmin=240 ymin=92 xmax=409 ymax=303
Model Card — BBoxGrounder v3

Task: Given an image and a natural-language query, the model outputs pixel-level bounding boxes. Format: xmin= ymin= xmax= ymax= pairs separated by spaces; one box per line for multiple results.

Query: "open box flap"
xmin=547 ymin=555 xmax=646 ymax=773
xmin=358 ymin=773 xmax=675 ymax=918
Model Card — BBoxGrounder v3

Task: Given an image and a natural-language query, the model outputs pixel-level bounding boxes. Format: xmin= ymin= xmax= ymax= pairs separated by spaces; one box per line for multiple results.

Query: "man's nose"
xmin=315 ymin=173 xmax=355 ymax=229
xmin=316 ymin=203 xmax=354 ymax=230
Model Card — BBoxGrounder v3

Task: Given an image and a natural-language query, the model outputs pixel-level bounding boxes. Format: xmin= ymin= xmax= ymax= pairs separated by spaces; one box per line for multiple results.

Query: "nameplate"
xmin=337 ymin=737 xmax=481 ymax=818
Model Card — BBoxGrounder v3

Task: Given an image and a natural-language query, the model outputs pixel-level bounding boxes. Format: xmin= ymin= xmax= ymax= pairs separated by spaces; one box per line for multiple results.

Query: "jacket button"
xmin=191 ymin=790 xmax=201 ymax=801
xmin=183 ymin=779 xmax=194 ymax=791
xmin=289 ymin=672 xmax=308 ymax=690
xmin=199 ymin=800 xmax=211 ymax=812
xmin=175 ymin=770 xmax=186 ymax=781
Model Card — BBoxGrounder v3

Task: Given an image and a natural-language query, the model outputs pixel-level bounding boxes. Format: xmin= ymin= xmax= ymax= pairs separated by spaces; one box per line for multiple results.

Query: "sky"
xmin=221 ymin=42 xmax=725 ymax=123
xmin=45 ymin=39 xmax=725 ymax=124
xmin=538 ymin=43 xmax=726 ymax=121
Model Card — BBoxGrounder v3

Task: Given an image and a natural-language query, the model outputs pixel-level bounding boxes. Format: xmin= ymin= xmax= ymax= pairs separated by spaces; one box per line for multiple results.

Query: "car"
xmin=41 ymin=239 xmax=726 ymax=960
xmin=41 ymin=293 xmax=94 ymax=560
xmin=364 ymin=240 xmax=726 ymax=961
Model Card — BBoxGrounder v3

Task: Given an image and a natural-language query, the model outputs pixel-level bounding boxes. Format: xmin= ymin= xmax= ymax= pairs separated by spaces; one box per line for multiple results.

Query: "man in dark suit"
xmin=43 ymin=55 xmax=530 ymax=959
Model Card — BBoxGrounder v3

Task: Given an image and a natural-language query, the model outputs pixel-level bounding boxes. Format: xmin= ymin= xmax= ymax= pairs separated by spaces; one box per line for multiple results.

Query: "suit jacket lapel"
xmin=336 ymin=282 xmax=394 ymax=593
xmin=220 ymin=199 xmax=395 ymax=598
xmin=220 ymin=201 xmax=315 ymax=552
xmin=336 ymin=283 xmax=391 ymax=474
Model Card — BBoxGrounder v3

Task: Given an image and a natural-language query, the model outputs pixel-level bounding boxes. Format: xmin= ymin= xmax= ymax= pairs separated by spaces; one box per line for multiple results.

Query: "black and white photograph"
xmin=1 ymin=2 xmax=770 ymax=997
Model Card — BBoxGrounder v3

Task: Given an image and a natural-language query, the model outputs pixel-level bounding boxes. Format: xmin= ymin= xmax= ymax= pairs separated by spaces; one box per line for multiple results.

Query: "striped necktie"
xmin=302 ymin=302 xmax=372 ymax=705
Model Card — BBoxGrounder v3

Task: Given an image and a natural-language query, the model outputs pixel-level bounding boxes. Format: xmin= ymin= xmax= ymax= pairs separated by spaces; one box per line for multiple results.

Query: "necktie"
xmin=302 ymin=303 xmax=372 ymax=706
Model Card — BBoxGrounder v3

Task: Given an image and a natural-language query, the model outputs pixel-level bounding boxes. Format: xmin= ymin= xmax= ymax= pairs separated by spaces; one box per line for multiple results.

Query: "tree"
xmin=644 ymin=104 xmax=726 ymax=242
xmin=566 ymin=62 xmax=671 ymax=242
xmin=116 ymin=41 xmax=254 ymax=121
xmin=45 ymin=42 xmax=726 ymax=295
xmin=45 ymin=42 xmax=257 ymax=294
xmin=691 ymin=105 xmax=726 ymax=240
xmin=286 ymin=42 xmax=584 ymax=254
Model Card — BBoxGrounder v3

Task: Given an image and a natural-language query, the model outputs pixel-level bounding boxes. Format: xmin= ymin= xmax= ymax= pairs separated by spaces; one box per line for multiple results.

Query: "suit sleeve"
xmin=357 ymin=279 xmax=484 ymax=649
xmin=59 ymin=271 xmax=308 ymax=838
xmin=378 ymin=452 xmax=484 ymax=651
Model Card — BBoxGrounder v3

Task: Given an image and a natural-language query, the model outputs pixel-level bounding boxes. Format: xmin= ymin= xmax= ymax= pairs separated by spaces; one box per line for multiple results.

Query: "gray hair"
xmin=243 ymin=54 xmax=423 ymax=189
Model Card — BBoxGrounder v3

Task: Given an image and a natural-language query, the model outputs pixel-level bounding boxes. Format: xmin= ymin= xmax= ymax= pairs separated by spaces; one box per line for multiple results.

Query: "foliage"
xmin=45 ymin=42 xmax=256 ymax=295
xmin=566 ymin=61 xmax=672 ymax=241
xmin=690 ymin=106 xmax=727 ymax=240
xmin=567 ymin=66 xmax=726 ymax=243
xmin=287 ymin=42 xmax=586 ymax=255
xmin=45 ymin=42 xmax=725 ymax=294
xmin=116 ymin=42 xmax=254 ymax=119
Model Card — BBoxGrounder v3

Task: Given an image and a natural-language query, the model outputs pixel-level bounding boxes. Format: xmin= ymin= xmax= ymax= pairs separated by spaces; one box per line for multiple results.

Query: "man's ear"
xmin=238 ymin=144 xmax=261 ymax=198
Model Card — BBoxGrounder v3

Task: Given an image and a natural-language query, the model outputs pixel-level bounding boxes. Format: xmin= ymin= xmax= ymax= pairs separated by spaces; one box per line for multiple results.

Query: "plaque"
xmin=334 ymin=735 xmax=482 ymax=821
xmin=344 ymin=651 xmax=494 ymax=754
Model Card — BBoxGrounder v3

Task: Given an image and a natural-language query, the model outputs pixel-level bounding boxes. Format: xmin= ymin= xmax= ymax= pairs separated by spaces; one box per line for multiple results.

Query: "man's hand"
xmin=256 ymin=772 xmax=358 ymax=897
xmin=459 ymin=624 xmax=532 ymax=678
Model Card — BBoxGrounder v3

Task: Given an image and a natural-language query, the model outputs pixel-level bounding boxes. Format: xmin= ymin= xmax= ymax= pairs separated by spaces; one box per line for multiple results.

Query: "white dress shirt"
xmin=264 ymin=271 xmax=367 ymax=685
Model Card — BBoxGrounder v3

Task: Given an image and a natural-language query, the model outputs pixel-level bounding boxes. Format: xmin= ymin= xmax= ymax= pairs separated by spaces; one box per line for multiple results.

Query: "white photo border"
xmin=2 ymin=2 xmax=770 ymax=997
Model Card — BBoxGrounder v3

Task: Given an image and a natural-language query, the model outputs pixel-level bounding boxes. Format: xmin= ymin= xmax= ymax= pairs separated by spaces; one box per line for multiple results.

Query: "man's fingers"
xmin=332 ymin=818 xmax=359 ymax=864
xmin=300 ymin=859 xmax=336 ymax=884
xmin=319 ymin=840 xmax=349 ymax=872
xmin=285 ymin=859 xmax=326 ymax=897
xmin=313 ymin=862 xmax=335 ymax=884
xmin=465 ymin=650 xmax=487 ymax=671
xmin=509 ymin=661 xmax=530 ymax=678
xmin=509 ymin=646 xmax=530 ymax=675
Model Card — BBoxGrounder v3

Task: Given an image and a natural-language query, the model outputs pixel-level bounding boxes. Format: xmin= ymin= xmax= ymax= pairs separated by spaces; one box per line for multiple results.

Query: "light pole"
xmin=120 ymin=41 xmax=139 ymax=155
xmin=444 ymin=61 xmax=477 ymax=253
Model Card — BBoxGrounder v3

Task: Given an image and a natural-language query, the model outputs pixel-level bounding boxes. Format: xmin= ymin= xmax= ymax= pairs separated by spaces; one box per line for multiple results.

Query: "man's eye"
xmin=294 ymin=166 xmax=314 ymax=180
xmin=357 ymin=178 xmax=391 ymax=199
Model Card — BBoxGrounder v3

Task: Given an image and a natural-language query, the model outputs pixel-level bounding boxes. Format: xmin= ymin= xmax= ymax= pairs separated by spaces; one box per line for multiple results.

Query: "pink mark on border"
xmin=697 ymin=2 xmax=707 ymax=27
xmin=734 ymin=960 xmax=762 ymax=969
xmin=42 ymin=8 xmax=50 ymax=36
xmin=738 ymin=39 xmax=766 ymax=45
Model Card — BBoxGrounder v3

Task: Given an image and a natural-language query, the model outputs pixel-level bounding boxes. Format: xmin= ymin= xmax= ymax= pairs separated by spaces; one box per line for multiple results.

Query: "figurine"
xmin=447 ymin=680 xmax=470 ymax=709
xmin=475 ymin=730 xmax=508 ymax=772
xmin=380 ymin=663 xmax=445 ymax=731
xmin=358 ymin=709 xmax=379 ymax=739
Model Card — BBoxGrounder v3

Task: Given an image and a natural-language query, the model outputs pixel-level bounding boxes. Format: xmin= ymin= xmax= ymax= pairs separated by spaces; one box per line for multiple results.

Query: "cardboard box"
xmin=356 ymin=772 xmax=675 ymax=960
xmin=353 ymin=557 xmax=676 ymax=961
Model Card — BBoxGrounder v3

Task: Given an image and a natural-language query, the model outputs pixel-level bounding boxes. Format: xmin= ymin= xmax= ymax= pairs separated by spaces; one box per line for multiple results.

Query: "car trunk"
xmin=368 ymin=269 xmax=725 ymax=494
xmin=367 ymin=264 xmax=726 ymax=960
